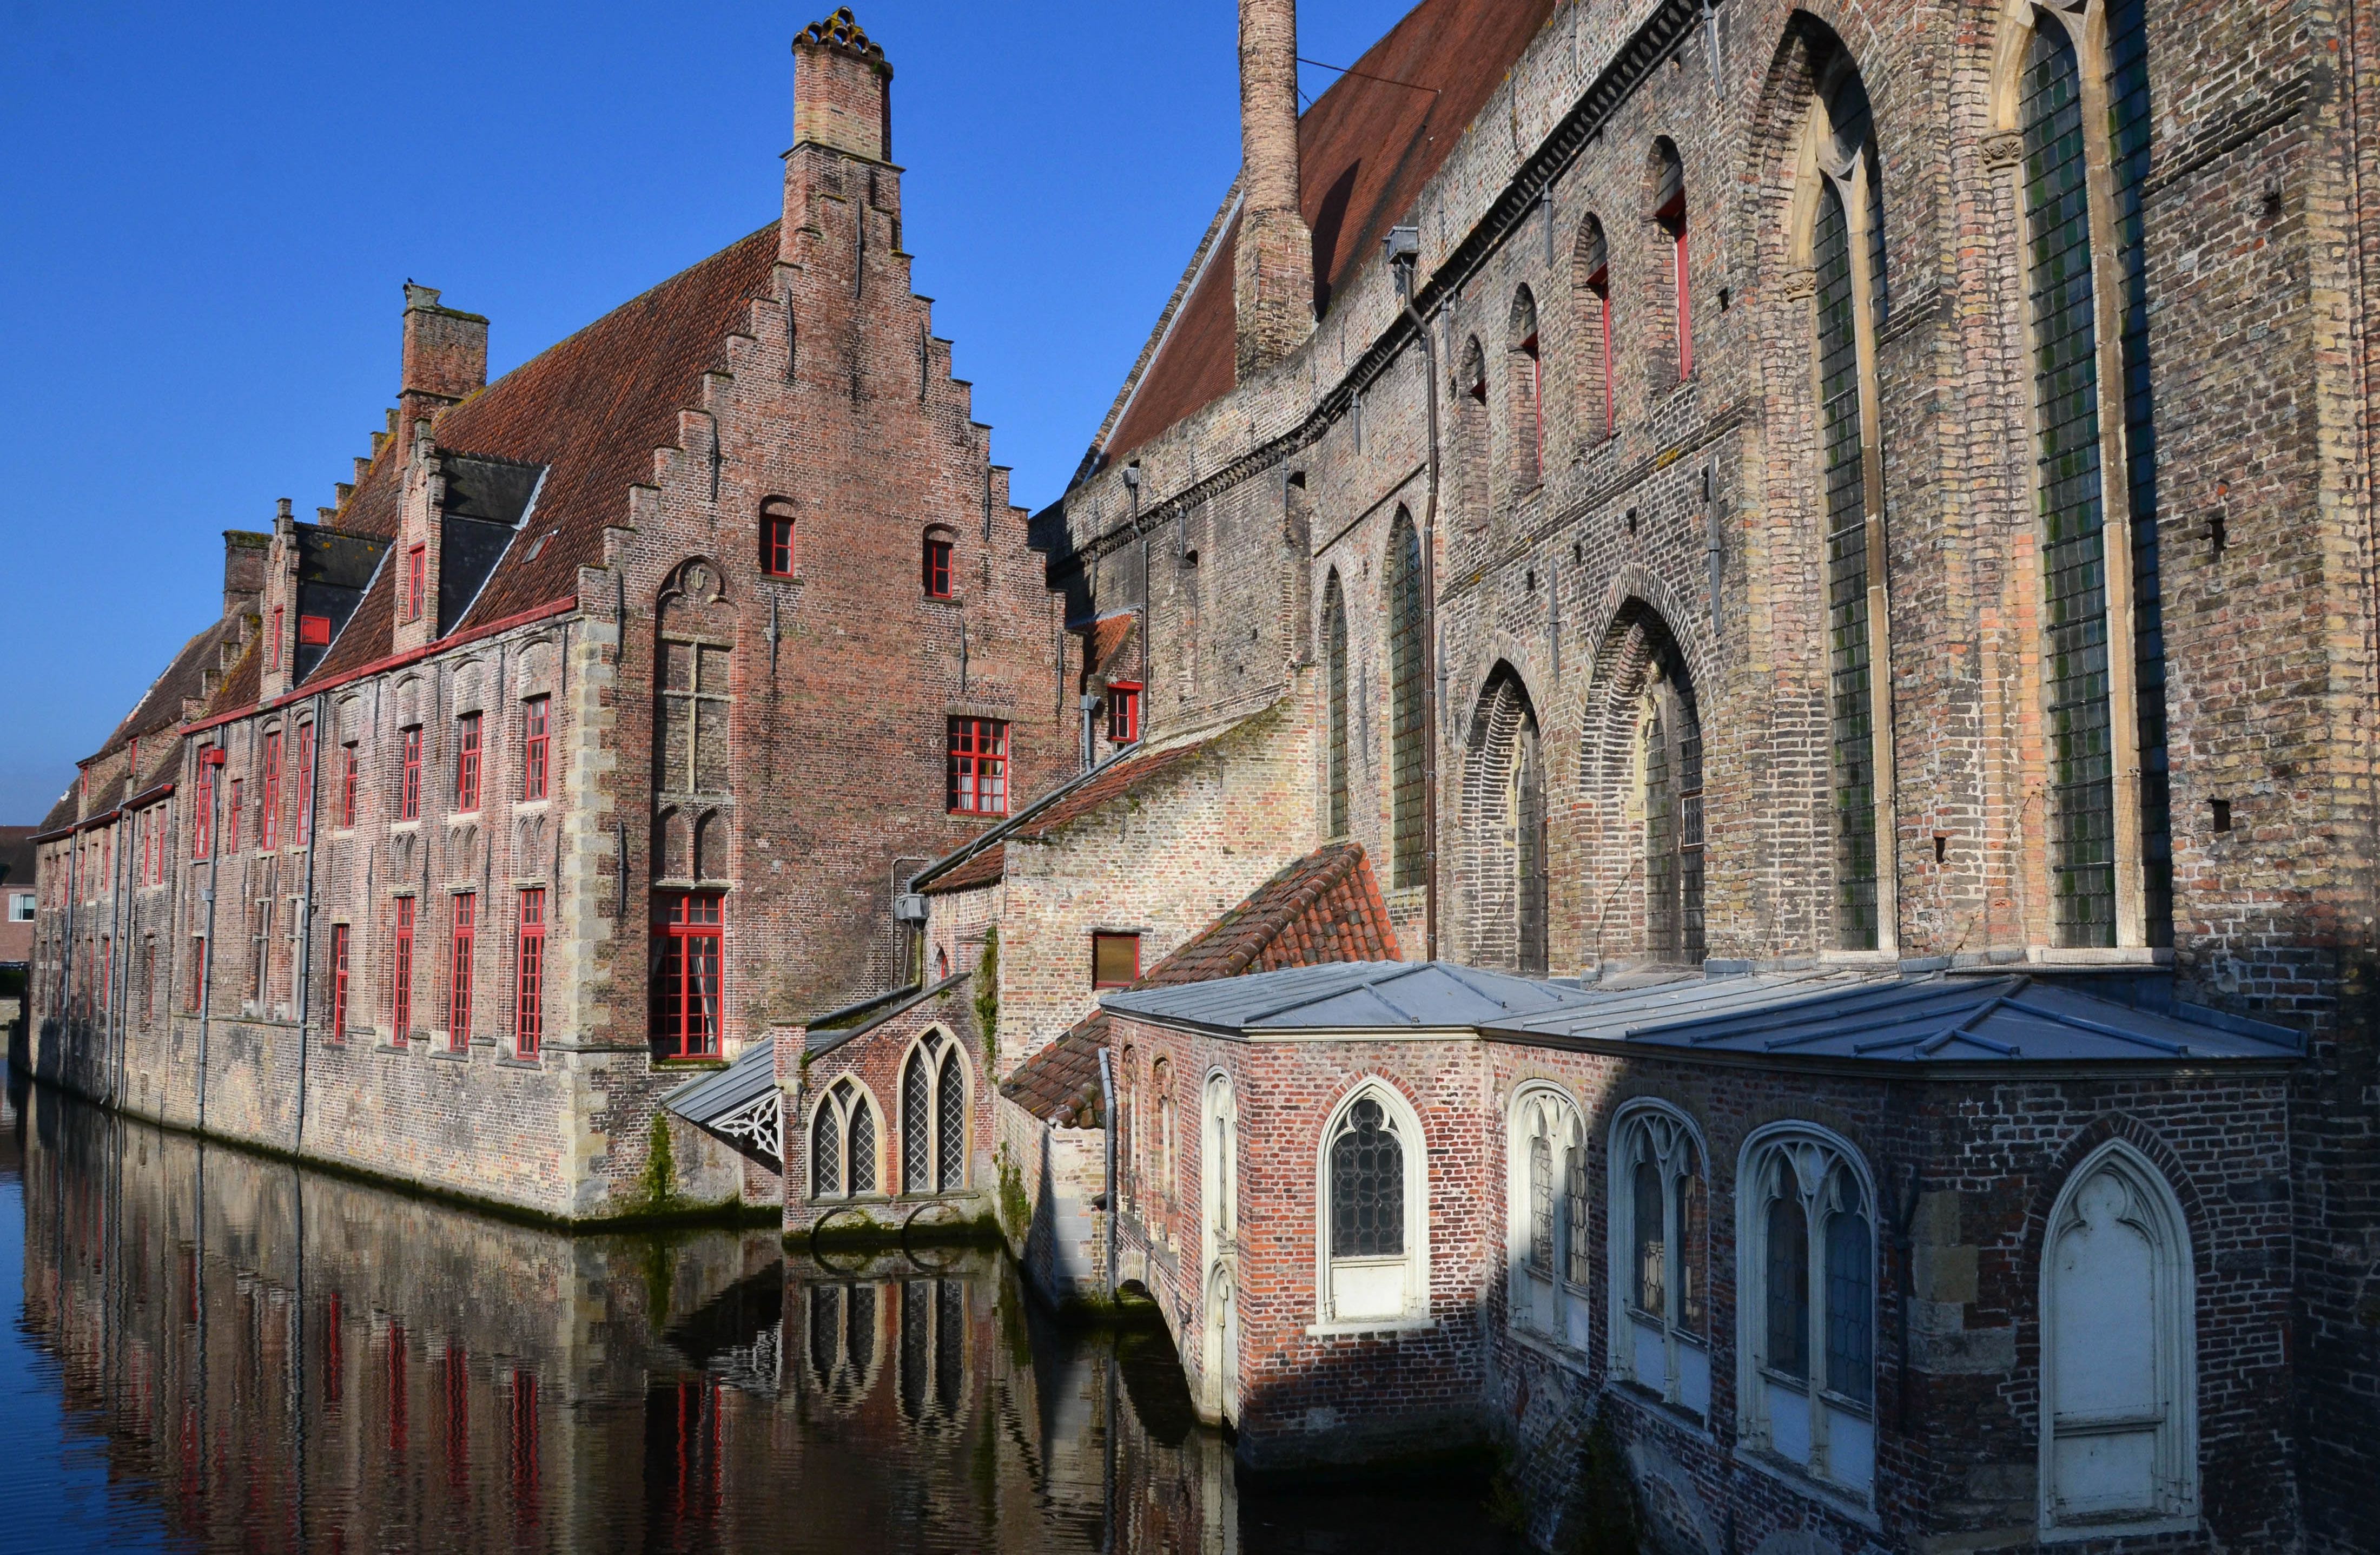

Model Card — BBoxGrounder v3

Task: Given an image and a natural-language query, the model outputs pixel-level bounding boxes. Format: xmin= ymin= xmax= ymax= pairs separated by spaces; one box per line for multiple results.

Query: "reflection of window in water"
xmin=898 ymin=1279 xmax=968 ymax=1428
xmin=806 ymin=1283 xmax=880 ymax=1406
xmin=644 ymin=1377 xmax=725 ymax=1520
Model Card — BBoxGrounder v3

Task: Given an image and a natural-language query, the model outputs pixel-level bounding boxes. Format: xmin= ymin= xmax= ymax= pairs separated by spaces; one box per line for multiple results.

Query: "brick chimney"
xmin=221 ymin=529 xmax=269 ymax=618
xmin=1234 ymin=0 xmax=1313 ymax=380
xmin=792 ymin=9 xmax=891 ymax=163
xmin=397 ymin=283 xmax=487 ymax=463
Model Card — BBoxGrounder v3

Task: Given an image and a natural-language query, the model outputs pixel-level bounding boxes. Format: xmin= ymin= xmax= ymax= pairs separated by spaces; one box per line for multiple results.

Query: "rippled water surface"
xmin=0 ymin=1082 xmax=1513 ymax=1553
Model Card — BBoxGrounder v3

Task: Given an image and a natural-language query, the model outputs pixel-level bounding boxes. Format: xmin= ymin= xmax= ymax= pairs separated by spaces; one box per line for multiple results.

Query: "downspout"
xmin=1390 ymin=231 xmax=1443 ymax=962
xmin=1099 ymin=1044 xmax=1119 ymax=1300
xmin=292 ymin=693 xmax=326 ymax=1156
xmin=197 ymin=747 xmax=223 ymax=1136
xmin=60 ymin=823 xmax=77 ymax=1079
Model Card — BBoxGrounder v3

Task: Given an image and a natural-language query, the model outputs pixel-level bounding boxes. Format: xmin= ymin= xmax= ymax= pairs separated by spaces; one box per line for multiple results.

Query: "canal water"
xmin=0 ymin=1081 xmax=1517 ymax=1553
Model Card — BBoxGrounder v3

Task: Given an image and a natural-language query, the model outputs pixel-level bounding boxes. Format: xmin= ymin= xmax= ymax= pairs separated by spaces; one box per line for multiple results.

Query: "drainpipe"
xmin=292 ymin=693 xmax=326 ymax=1156
xmin=60 ymin=823 xmax=77 ymax=1079
xmin=1389 ymin=229 xmax=1442 ymax=962
xmin=1098 ymin=1044 xmax=1119 ymax=1300
xmin=196 ymin=744 xmax=224 ymax=1136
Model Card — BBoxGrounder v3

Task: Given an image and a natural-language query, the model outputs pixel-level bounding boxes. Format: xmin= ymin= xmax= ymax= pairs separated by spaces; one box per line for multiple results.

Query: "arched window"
xmin=899 ymin=1030 xmax=967 ymax=1194
xmin=1201 ymin=1070 xmax=1238 ymax=1261
xmin=1386 ymin=513 xmax=1426 ymax=889
xmin=761 ymin=499 xmax=797 ymax=577
xmin=1465 ymin=670 xmax=1547 ymax=974
xmin=806 ymin=1282 xmax=878 ymax=1407
xmin=1575 ymin=216 xmax=1614 ymax=439
xmin=921 ymin=525 xmax=955 ymax=599
xmin=1508 ymin=288 xmax=1543 ymax=490
xmin=1319 ymin=1084 xmax=1426 ymax=1325
xmin=1324 ymin=571 xmax=1350 ymax=837
xmin=1801 ymin=58 xmax=1890 ymax=951
xmin=1608 ymin=1103 xmax=1710 ymax=1415
xmin=1650 ymin=140 xmax=1691 ymax=384
xmin=1455 ymin=339 xmax=1490 ymax=531
xmin=898 ymin=1277 xmax=967 ymax=1427
xmin=2039 ymin=1142 xmax=2197 ymax=1533
xmin=1152 ymin=1057 xmax=1175 ymax=1210
xmin=1508 ymin=1087 xmax=1587 ymax=1343
xmin=811 ymin=1079 xmax=878 ymax=1201
xmin=1740 ymin=1126 xmax=1875 ymax=1498
xmin=1642 ymin=656 xmax=1705 ymax=965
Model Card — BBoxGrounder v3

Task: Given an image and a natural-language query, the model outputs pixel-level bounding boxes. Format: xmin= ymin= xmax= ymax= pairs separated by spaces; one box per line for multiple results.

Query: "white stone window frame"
xmin=1308 ymin=1076 xmax=1432 ymax=1335
xmin=1606 ymin=1099 xmax=1713 ymax=1418
xmin=897 ymin=1025 xmax=969 ymax=1196
xmin=1735 ymin=1122 xmax=1880 ymax=1506
xmin=2038 ymin=1139 xmax=2198 ymax=1540
xmin=1199 ymin=1066 xmax=1241 ymax=1424
xmin=1504 ymin=1082 xmax=1589 ymax=1350
xmin=808 ymin=1077 xmax=883 ymax=1203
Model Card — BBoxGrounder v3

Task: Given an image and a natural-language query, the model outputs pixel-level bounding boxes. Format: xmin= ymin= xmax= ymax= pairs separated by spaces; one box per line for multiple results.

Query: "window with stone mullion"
xmin=2023 ymin=21 xmax=2117 ymax=946
xmin=902 ymin=1047 xmax=931 ymax=1191
xmin=1816 ymin=180 xmax=1878 ymax=951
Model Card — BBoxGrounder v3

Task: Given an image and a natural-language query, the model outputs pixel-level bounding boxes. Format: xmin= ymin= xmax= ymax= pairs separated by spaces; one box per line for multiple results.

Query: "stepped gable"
xmin=1002 ymin=843 xmax=1400 ymax=1126
xmin=1099 ymin=0 xmax=1556 ymax=462
xmin=92 ymin=612 xmax=247 ymax=766
xmin=306 ymin=225 xmax=782 ymax=684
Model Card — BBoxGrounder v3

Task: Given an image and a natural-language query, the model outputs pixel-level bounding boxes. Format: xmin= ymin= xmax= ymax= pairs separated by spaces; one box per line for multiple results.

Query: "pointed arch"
xmin=1454 ymin=337 xmax=1490 ymax=532
xmin=1573 ymin=213 xmax=1614 ymax=441
xmin=1461 ymin=666 xmax=1548 ymax=974
xmin=1607 ymin=1099 xmax=1712 ymax=1416
xmin=1505 ymin=1082 xmax=1588 ymax=1341
xmin=1507 ymin=286 xmax=1543 ymax=490
xmin=1646 ymin=138 xmax=1690 ymax=387
xmin=1323 ymin=569 xmax=1351 ymax=838
xmin=1386 ymin=512 xmax=1427 ymax=891
xmin=810 ymin=1078 xmax=881 ymax=1201
xmin=897 ymin=1025 xmax=969 ymax=1195
xmin=1577 ymin=601 xmax=1704 ymax=967
xmin=1314 ymin=1076 xmax=1430 ymax=1328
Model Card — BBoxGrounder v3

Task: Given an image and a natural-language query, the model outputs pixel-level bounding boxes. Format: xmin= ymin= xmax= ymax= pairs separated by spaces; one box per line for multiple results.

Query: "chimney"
xmin=398 ymin=282 xmax=488 ymax=463
xmin=221 ymin=529 xmax=269 ymax=617
xmin=1234 ymin=0 xmax=1314 ymax=380
xmin=792 ymin=9 xmax=892 ymax=163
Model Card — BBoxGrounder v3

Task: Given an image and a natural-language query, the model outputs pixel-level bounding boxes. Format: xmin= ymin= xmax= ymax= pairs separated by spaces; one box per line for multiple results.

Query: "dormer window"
xmin=268 ymin=608 xmax=283 ymax=671
xmin=405 ymin=546 xmax=427 ymax=623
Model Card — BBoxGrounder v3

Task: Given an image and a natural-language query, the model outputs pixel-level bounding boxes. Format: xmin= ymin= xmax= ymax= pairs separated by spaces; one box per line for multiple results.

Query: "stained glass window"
xmin=1330 ymin=1097 xmax=1404 ymax=1258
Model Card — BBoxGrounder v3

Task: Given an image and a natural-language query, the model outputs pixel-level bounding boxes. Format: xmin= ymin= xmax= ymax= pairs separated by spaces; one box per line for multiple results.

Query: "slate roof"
xmin=1105 ymin=961 xmax=2303 ymax=1068
xmin=913 ymin=717 xmax=1250 ymax=895
xmin=660 ymin=1036 xmax=777 ymax=1129
xmin=1098 ymin=0 xmax=1559 ymax=461
xmin=1004 ymin=844 xmax=1402 ymax=1126
xmin=0 ymin=828 xmax=36 ymax=891
xmin=1497 ymin=972 xmax=2304 ymax=1065
xmin=305 ymin=225 xmax=782 ymax=684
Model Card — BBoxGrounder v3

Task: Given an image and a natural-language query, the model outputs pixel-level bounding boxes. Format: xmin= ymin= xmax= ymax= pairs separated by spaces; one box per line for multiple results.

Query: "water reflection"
xmin=2 ymin=1082 xmax=1513 ymax=1553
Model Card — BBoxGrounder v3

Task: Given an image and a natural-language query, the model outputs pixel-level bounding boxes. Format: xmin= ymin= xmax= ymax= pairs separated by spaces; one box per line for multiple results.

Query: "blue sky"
xmin=0 ymin=1 xmax=1412 ymax=821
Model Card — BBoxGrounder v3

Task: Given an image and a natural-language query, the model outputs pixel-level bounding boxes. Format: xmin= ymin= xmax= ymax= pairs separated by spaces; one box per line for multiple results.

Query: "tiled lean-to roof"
xmin=1002 ymin=843 xmax=1402 ymax=1128
xmin=306 ymin=225 xmax=783 ymax=685
xmin=1098 ymin=0 xmax=1558 ymax=461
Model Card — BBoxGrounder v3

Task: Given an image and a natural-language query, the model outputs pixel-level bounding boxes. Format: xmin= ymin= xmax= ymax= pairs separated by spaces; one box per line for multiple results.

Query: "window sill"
xmin=495 ymin=1053 xmax=545 ymax=1071
xmin=654 ymin=1057 xmax=729 ymax=1071
xmin=2025 ymin=946 xmax=2173 ymax=967
xmin=1304 ymin=1316 xmax=1437 ymax=1339
xmin=1606 ymin=1378 xmax=1714 ymax=1440
xmin=2038 ymin=1513 xmax=2198 ymax=1545
xmin=426 ymin=1042 xmax=470 ymax=1062
xmin=1731 ymin=1444 xmax=1879 ymax=1530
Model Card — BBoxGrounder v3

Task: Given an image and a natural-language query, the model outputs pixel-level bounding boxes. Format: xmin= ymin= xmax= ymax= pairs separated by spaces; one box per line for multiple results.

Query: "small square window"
xmin=1092 ymin=932 xmax=1140 ymax=989
xmin=8 ymin=892 xmax=33 ymax=924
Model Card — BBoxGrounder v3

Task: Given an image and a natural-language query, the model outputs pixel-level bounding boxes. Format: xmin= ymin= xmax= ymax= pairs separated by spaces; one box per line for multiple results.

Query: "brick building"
xmin=23 ymin=10 xmax=1074 ymax=1220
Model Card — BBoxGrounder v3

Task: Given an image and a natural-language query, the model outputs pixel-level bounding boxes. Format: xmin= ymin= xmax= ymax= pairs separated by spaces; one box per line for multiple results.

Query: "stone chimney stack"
xmin=397 ymin=282 xmax=488 ymax=463
xmin=792 ymin=9 xmax=892 ymax=163
xmin=1234 ymin=0 xmax=1313 ymax=380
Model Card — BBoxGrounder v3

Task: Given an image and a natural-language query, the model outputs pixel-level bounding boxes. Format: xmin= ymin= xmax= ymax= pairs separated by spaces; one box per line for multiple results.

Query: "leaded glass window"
xmin=812 ymin=1096 xmax=842 ymax=1200
xmin=1644 ymin=662 xmax=1706 ymax=965
xmin=1824 ymin=1178 xmax=1874 ymax=1405
xmin=1528 ymin=1132 xmax=1554 ymax=1276
xmin=902 ymin=1047 xmax=930 ymax=1190
xmin=1330 ymin=1098 xmax=1404 ymax=1258
xmin=1325 ymin=573 xmax=1350 ymax=837
xmin=1387 ymin=517 xmax=1426 ymax=889
xmin=1633 ymin=1158 xmax=1667 ymax=1316
xmin=2022 ymin=18 xmax=2117 ymax=946
xmin=1565 ymin=1145 xmax=1591 ymax=1287
xmin=1816 ymin=179 xmax=1879 ymax=950
xmin=1766 ymin=1185 xmax=1811 ymax=1380
xmin=848 ymin=1098 xmax=876 ymax=1194
xmin=937 ymin=1047 xmax=965 ymax=1189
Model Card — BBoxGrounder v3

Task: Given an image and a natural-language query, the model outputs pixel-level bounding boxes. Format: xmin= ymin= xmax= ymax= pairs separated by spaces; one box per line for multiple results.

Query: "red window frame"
xmin=329 ymin=923 xmax=350 ymax=1041
xmin=1106 ymin=682 xmax=1141 ymax=744
xmin=1091 ymin=932 xmax=1140 ymax=989
xmin=299 ymin=613 xmax=332 ymax=646
xmin=651 ymin=892 xmax=723 ymax=1059
xmin=406 ymin=546 xmax=427 ymax=623
xmin=261 ymin=730 xmax=282 ymax=850
xmin=269 ymin=607 xmax=283 ymax=671
xmin=923 ymin=535 xmax=954 ymax=599
xmin=515 ymin=888 xmax=546 ymax=1058
xmin=392 ymin=896 xmax=415 ymax=1040
xmin=226 ymin=780 xmax=242 ymax=853
xmin=455 ymin=713 xmax=482 ymax=813
xmin=522 ymin=697 xmax=550 ymax=801
xmin=193 ymin=755 xmax=215 ymax=860
xmin=400 ymin=729 xmax=422 ymax=821
xmin=340 ymin=746 xmax=359 ymax=828
xmin=763 ymin=515 xmax=796 ymax=577
xmin=448 ymin=893 xmax=475 ymax=1049
xmin=946 ymin=717 xmax=1008 ymax=816
xmin=296 ymin=722 xmax=316 ymax=844
xmin=1660 ymin=192 xmax=1690 ymax=380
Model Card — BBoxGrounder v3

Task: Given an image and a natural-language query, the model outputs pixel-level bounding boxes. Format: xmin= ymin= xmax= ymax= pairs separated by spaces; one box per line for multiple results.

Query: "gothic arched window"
xmin=1575 ymin=216 xmax=1614 ymax=439
xmin=1320 ymin=1085 xmax=1426 ymax=1326
xmin=1802 ymin=58 xmax=1891 ymax=951
xmin=1386 ymin=513 xmax=1427 ymax=890
xmin=899 ymin=1030 xmax=967 ymax=1195
xmin=1508 ymin=287 xmax=1543 ymax=490
xmin=1650 ymin=140 xmax=1691 ymax=384
xmin=1740 ymin=1126 xmax=1876 ymax=1498
xmin=1324 ymin=571 xmax=1350 ymax=837
xmin=811 ymin=1079 xmax=878 ymax=1201
xmin=1642 ymin=658 xmax=1705 ymax=965
xmin=1609 ymin=1103 xmax=1710 ymax=1415
xmin=1508 ymin=1086 xmax=1588 ymax=1342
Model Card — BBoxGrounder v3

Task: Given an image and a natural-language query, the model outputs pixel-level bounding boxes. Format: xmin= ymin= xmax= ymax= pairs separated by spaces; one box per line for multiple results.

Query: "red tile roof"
xmin=306 ymin=225 xmax=782 ymax=684
xmin=1100 ymin=0 xmax=1557 ymax=460
xmin=1001 ymin=842 xmax=1401 ymax=1125
xmin=1088 ymin=612 xmax=1137 ymax=675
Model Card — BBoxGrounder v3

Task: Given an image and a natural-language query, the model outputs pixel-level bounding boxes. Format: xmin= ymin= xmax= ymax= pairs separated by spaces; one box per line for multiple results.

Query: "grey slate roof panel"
xmin=1106 ymin=961 xmax=2302 ymax=1067
xmin=662 ymin=1037 xmax=776 ymax=1126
